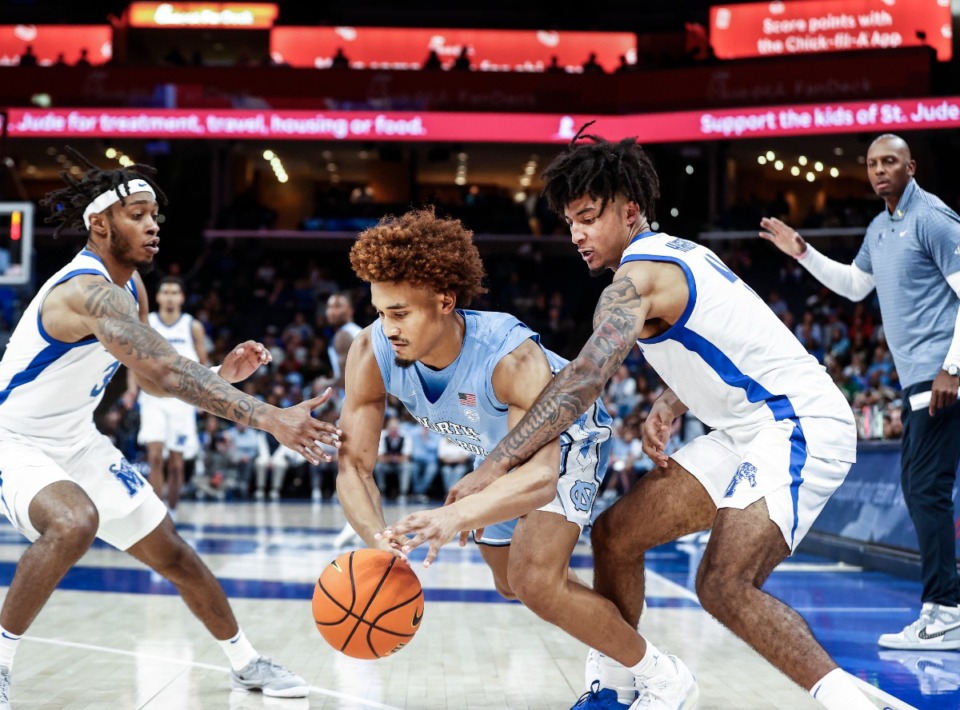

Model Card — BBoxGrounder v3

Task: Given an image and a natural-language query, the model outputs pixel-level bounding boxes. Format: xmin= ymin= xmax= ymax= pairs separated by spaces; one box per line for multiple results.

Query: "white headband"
xmin=82 ymin=179 xmax=157 ymax=229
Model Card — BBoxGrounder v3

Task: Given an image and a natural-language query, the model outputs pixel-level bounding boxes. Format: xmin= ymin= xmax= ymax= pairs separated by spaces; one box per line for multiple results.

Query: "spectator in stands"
xmin=615 ymin=55 xmax=633 ymax=73
xmin=422 ymin=49 xmax=442 ymax=70
xmin=224 ymin=421 xmax=268 ymax=497
xmin=437 ymin=436 xmax=472 ymax=495
xmin=18 ymin=45 xmax=37 ymax=67
xmin=761 ymin=133 xmax=960 ymax=652
xmin=375 ymin=417 xmax=412 ymax=500
xmin=581 ymin=52 xmax=604 ymax=73
xmin=76 ymin=48 xmax=91 ymax=67
xmin=452 ymin=46 xmax=471 ymax=71
xmin=408 ymin=425 xmax=441 ymax=501
xmin=545 ymin=55 xmax=564 ymax=73
xmin=331 ymin=47 xmax=350 ymax=69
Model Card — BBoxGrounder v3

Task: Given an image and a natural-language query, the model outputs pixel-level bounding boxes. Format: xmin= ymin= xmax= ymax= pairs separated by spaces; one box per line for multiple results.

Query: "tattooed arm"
xmin=51 ymin=275 xmax=340 ymax=461
xmin=477 ymin=264 xmax=653 ymax=476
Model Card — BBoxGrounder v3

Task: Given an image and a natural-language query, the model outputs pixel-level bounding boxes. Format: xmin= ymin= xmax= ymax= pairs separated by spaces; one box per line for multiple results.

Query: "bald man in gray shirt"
xmin=761 ymin=133 xmax=960 ymax=652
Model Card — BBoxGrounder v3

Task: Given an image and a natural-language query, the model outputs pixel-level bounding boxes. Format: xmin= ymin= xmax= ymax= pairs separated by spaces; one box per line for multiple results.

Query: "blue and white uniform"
xmin=372 ymin=309 xmax=612 ymax=544
xmin=138 ymin=311 xmax=201 ymax=456
xmin=622 ymin=232 xmax=857 ymax=550
xmin=0 ymin=249 xmax=166 ymax=550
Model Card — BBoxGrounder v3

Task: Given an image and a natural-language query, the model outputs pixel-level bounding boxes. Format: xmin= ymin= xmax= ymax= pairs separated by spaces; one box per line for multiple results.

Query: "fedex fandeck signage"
xmin=710 ymin=0 xmax=952 ymax=61
xmin=7 ymin=98 xmax=960 ymax=143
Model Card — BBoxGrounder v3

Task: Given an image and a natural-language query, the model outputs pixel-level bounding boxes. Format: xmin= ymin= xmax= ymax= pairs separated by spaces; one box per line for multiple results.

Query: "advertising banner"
xmin=0 ymin=25 xmax=112 ymax=66
xmin=710 ymin=0 xmax=952 ymax=61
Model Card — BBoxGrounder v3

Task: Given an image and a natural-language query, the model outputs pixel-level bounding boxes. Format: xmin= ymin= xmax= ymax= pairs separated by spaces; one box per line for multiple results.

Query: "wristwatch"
xmin=946 ymin=364 xmax=960 ymax=377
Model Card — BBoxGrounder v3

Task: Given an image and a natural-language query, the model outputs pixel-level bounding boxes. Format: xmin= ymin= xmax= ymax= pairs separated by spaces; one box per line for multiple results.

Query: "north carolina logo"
xmin=463 ymin=408 xmax=479 ymax=422
xmin=569 ymin=480 xmax=597 ymax=512
xmin=724 ymin=462 xmax=757 ymax=498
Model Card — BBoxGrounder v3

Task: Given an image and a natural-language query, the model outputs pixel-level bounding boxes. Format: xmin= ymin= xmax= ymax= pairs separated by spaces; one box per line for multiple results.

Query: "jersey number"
xmin=91 ymin=361 xmax=121 ymax=397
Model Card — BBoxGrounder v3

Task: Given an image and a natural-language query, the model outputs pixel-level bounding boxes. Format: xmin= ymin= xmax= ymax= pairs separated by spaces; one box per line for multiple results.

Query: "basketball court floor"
xmin=0 ymin=500 xmax=952 ymax=709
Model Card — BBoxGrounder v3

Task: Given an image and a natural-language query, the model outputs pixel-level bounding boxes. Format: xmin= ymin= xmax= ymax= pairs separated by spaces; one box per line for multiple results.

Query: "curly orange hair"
xmin=350 ymin=208 xmax=487 ymax=306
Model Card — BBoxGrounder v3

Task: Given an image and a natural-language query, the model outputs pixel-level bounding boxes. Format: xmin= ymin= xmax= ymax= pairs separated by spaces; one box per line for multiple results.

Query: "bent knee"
xmin=493 ymin=576 xmax=518 ymax=601
xmin=43 ymin=504 xmax=99 ymax=549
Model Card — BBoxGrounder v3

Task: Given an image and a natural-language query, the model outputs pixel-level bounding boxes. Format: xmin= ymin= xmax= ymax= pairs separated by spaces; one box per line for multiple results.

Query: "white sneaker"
xmin=629 ymin=654 xmax=698 ymax=710
xmin=584 ymin=648 xmax=637 ymax=706
xmin=230 ymin=656 xmax=308 ymax=698
xmin=585 ymin=648 xmax=602 ymax=689
xmin=333 ymin=523 xmax=359 ymax=549
xmin=878 ymin=603 xmax=960 ymax=650
xmin=0 ymin=665 xmax=10 ymax=710
xmin=311 ymin=489 xmax=322 ymax=502
xmin=269 ymin=490 xmax=280 ymax=501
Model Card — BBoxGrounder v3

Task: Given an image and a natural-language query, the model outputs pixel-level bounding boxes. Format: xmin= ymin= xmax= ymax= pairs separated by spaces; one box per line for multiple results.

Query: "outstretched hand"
xmin=759 ymin=217 xmax=807 ymax=258
xmin=218 ymin=340 xmax=272 ymax=383
xmin=270 ymin=388 xmax=341 ymax=465
xmin=376 ymin=506 xmax=467 ymax=568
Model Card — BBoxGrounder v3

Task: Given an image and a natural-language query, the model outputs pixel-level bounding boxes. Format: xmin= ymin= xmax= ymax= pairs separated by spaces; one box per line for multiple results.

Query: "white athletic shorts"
xmin=671 ymin=419 xmax=852 ymax=552
xmin=0 ymin=427 xmax=167 ymax=551
xmin=138 ymin=395 xmax=199 ymax=453
xmin=476 ymin=432 xmax=612 ymax=546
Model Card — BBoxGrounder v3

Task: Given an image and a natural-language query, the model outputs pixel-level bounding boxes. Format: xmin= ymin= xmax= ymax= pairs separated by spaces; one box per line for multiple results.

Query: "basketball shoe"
xmin=878 ymin=603 xmax=960 ymax=650
xmin=629 ymin=654 xmax=699 ymax=710
xmin=0 ymin=665 xmax=9 ymax=710
xmin=230 ymin=656 xmax=309 ymax=698
xmin=571 ymin=680 xmax=633 ymax=710
xmin=583 ymin=648 xmax=637 ymax=707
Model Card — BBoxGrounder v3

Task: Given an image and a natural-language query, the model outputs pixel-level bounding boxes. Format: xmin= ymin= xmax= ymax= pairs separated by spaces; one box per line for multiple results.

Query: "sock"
xmin=0 ymin=624 xmax=22 ymax=669
xmin=600 ymin=655 xmax=638 ymax=704
xmin=627 ymin=640 xmax=665 ymax=680
xmin=218 ymin=629 xmax=258 ymax=672
xmin=810 ymin=668 xmax=876 ymax=710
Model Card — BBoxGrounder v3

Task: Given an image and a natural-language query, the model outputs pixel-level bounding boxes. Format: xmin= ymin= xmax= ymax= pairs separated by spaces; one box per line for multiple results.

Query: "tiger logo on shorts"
xmin=724 ymin=462 xmax=757 ymax=498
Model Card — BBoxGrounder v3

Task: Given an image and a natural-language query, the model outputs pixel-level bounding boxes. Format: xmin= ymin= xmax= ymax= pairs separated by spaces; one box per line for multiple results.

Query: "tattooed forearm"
xmin=85 ymin=281 xmax=266 ymax=427
xmin=486 ymin=274 xmax=646 ymax=471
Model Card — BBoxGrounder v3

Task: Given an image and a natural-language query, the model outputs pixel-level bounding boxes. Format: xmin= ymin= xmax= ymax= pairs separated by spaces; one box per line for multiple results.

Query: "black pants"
xmin=901 ymin=381 xmax=960 ymax=606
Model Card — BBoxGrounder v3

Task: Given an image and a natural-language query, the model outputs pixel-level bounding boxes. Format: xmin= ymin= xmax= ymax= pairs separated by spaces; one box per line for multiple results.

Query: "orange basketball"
xmin=312 ymin=548 xmax=424 ymax=659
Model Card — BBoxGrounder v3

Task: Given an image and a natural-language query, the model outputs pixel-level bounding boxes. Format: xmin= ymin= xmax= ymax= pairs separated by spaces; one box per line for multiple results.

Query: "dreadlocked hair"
xmin=39 ymin=146 xmax=168 ymax=238
xmin=350 ymin=207 xmax=487 ymax=306
xmin=541 ymin=121 xmax=660 ymax=221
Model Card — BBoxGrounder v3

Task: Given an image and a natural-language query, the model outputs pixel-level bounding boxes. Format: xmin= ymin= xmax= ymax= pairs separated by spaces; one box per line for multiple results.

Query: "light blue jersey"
xmin=371 ymin=309 xmax=612 ymax=544
xmin=854 ymin=179 xmax=960 ymax=387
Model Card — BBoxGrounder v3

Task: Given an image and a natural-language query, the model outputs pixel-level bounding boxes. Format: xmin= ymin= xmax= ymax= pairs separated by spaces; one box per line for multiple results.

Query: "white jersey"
xmin=0 ymin=249 xmax=139 ymax=443
xmin=622 ymin=232 xmax=857 ymax=463
xmin=147 ymin=312 xmax=199 ymax=361
xmin=139 ymin=311 xmax=200 ymax=418
xmin=328 ymin=321 xmax=362 ymax=378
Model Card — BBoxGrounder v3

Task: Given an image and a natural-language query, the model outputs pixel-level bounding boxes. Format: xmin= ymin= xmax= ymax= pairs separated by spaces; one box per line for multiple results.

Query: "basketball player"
xmin=321 ymin=292 xmax=363 ymax=400
xmin=337 ymin=208 xmax=671 ymax=709
xmin=0 ymin=148 xmax=340 ymax=707
xmin=126 ymin=276 xmax=207 ymax=518
xmin=384 ymin=128 xmax=876 ymax=710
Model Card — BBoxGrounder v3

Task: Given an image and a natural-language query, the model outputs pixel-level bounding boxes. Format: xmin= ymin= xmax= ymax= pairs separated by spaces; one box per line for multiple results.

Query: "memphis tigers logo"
xmin=724 ymin=462 xmax=758 ymax=498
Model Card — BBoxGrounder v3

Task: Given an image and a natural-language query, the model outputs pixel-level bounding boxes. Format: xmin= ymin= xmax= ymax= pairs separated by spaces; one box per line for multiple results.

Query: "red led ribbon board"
xmin=0 ymin=25 xmax=112 ymax=66
xmin=7 ymin=98 xmax=960 ymax=142
xmin=270 ymin=27 xmax=635 ymax=72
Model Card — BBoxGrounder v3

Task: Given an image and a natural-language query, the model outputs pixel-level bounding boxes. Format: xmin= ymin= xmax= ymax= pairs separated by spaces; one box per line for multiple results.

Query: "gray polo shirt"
xmin=854 ymin=179 xmax=960 ymax=387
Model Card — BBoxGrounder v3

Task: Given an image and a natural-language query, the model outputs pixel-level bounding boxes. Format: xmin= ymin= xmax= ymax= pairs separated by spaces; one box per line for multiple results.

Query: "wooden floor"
xmin=0 ymin=501 xmax=936 ymax=709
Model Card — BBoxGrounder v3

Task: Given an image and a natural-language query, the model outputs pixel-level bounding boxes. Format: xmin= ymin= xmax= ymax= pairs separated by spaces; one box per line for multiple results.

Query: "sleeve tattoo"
xmin=84 ymin=281 xmax=265 ymax=426
xmin=486 ymin=275 xmax=645 ymax=470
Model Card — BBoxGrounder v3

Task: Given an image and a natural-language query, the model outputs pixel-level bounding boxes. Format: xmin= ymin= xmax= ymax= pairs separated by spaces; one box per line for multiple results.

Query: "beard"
xmin=395 ymin=357 xmax=415 ymax=369
xmin=108 ymin=220 xmax=155 ymax=272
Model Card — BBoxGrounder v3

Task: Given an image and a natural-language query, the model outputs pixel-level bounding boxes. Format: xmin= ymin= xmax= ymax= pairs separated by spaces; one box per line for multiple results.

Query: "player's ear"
xmin=624 ymin=199 xmax=640 ymax=226
xmin=439 ymin=290 xmax=457 ymax=315
xmin=88 ymin=212 xmax=109 ymax=238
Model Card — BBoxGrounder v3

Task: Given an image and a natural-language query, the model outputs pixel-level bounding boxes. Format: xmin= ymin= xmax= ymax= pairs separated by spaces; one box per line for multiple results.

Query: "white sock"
xmin=0 ymin=625 xmax=22 ymax=669
xmin=218 ymin=629 xmax=258 ymax=671
xmin=600 ymin=655 xmax=637 ymax=704
xmin=810 ymin=668 xmax=876 ymax=710
xmin=627 ymin=640 xmax=665 ymax=680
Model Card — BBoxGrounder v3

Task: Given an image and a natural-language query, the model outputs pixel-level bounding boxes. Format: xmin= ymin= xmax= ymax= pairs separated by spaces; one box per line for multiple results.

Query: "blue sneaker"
xmin=571 ymin=680 xmax=633 ymax=709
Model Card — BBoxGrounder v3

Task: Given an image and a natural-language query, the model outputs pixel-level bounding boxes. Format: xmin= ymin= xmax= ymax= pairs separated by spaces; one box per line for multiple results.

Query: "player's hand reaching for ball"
xmin=218 ymin=340 xmax=272 ymax=383
xmin=269 ymin=388 xmax=341 ymax=465
xmin=376 ymin=506 xmax=465 ymax=568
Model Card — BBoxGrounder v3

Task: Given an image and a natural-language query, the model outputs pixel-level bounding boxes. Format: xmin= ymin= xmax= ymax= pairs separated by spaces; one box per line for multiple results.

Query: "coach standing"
xmin=761 ymin=133 xmax=960 ymax=650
